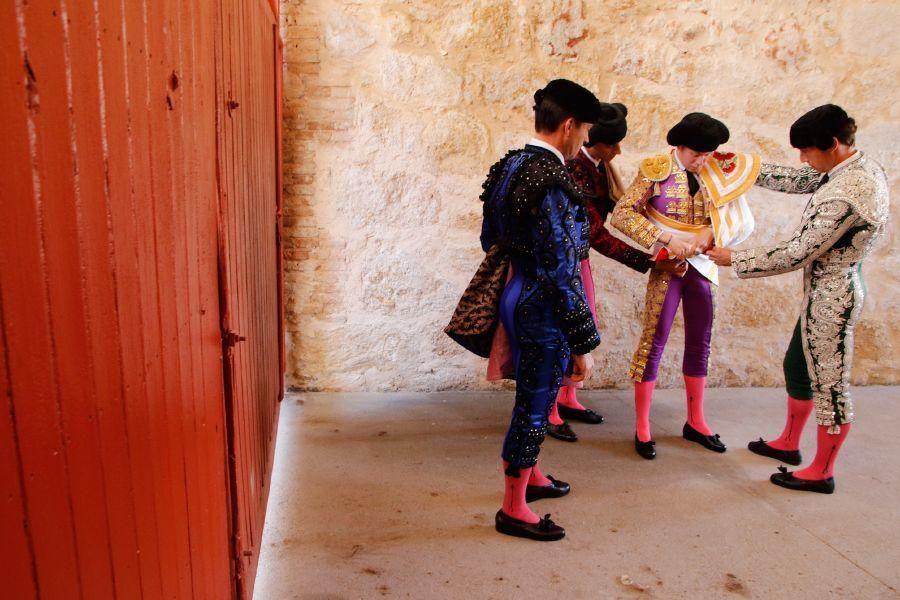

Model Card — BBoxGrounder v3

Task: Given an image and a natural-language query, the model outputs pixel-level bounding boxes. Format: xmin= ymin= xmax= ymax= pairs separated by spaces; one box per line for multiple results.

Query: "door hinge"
xmin=224 ymin=330 xmax=246 ymax=347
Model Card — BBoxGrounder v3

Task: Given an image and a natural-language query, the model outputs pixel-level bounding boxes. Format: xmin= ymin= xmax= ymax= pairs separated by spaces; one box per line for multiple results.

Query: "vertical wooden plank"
xmin=235 ymin=2 xmax=257 ymax=560
xmin=12 ymin=2 xmax=108 ymax=597
xmin=64 ymin=1 xmax=147 ymax=596
xmin=232 ymin=0 xmax=253 ymax=572
xmin=142 ymin=0 xmax=195 ymax=594
xmin=27 ymin=0 xmax=123 ymax=588
xmin=193 ymin=0 xmax=233 ymax=596
xmin=216 ymin=0 xmax=246 ymax=594
xmin=172 ymin=0 xmax=210 ymax=595
xmin=99 ymin=0 xmax=165 ymax=596
xmin=0 ymin=277 xmax=39 ymax=599
xmin=0 ymin=314 xmax=38 ymax=599
xmin=159 ymin=0 xmax=200 ymax=595
xmin=0 ymin=3 xmax=41 ymax=596
xmin=123 ymin=1 xmax=182 ymax=597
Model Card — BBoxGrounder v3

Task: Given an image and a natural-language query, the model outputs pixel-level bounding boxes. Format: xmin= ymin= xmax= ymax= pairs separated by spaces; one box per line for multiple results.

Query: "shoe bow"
xmin=538 ymin=514 xmax=556 ymax=531
xmin=777 ymin=465 xmax=788 ymax=474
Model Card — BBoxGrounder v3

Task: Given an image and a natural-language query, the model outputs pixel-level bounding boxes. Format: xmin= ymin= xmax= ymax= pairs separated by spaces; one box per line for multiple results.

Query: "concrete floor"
xmin=254 ymin=387 xmax=900 ymax=600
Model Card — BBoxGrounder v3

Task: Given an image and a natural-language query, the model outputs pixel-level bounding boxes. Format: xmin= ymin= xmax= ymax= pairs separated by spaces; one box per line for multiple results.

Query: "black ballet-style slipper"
xmin=525 ymin=475 xmax=571 ymax=502
xmin=634 ymin=434 xmax=656 ymax=460
xmin=547 ymin=421 xmax=578 ymax=442
xmin=495 ymin=510 xmax=566 ymax=541
xmin=748 ymin=438 xmax=802 ymax=466
xmin=557 ymin=404 xmax=604 ymax=424
xmin=682 ymin=422 xmax=726 ymax=453
xmin=770 ymin=465 xmax=834 ymax=494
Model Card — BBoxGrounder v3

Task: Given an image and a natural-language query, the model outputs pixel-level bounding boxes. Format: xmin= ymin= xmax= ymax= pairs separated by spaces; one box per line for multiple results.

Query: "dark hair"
xmin=534 ymin=97 xmax=574 ymax=133
xmin=789 ymin=104 xmax=857 ymax=150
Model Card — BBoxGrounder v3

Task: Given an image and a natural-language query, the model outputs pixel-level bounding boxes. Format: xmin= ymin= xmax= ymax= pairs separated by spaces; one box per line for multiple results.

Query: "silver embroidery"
xmin=734 ymin=154 xmax=889 ymax=431
xmin=756 ymin=163 xmax=822 ymax=194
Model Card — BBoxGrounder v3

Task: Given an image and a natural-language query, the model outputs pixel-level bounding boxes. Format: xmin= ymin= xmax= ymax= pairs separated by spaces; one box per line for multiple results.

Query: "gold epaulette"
xmin=639 ymin=153 xmax=673 ymax=182
xmin=640 ymin=154 xmax=672 ymax=181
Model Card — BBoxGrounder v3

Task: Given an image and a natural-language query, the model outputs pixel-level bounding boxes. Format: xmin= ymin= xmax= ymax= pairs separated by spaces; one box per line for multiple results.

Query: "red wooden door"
xmin=0 ymin=0 xmax=233 ymax=597
xmin=0 ymin=0 xmax=283 ymax=597
xmin=216 ymin=1 xmax=284 ymax=597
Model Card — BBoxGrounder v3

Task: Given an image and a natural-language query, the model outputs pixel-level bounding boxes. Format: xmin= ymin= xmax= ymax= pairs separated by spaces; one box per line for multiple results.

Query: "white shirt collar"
xmin=828 ymin=150 xmax=861 ymax=177
xmin=673 ymin=149 xmax=687 ymax=172
xmin=527 ymin=138 xmax=566 ymax=165
xmin=580 ymin=145 xmax=601 ymax=167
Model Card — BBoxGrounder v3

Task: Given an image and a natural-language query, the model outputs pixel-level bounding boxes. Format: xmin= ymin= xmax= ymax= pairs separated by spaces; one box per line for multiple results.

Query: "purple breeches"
xmin=641 ymin=265 xmax=714 ymax=382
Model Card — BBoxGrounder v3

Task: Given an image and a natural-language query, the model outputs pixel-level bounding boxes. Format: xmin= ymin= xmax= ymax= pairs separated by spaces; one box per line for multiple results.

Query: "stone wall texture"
xmin=280 ymin=0 xmax=899 ymax=392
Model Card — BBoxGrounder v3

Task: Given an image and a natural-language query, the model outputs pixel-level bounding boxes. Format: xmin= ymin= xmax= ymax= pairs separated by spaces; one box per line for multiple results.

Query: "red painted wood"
xmin=216 ymin=1 xmax=282 ymax=597
xmin=0 ymin=306 xmax=37 ymax=600
xmin=24 ymin=4 xmax=118 ymax=593
xmin=2 ymin=2 xmax=88 ymax=597
xmin=191 ymin=2 xmax=234 ymax=598
xmin=0 ymin=3 xmax=41 ymax=597
xmin=65 ymin=1 xmax=144 ymax=597
xmin=1 ymin=0 xmax=282 ymax=597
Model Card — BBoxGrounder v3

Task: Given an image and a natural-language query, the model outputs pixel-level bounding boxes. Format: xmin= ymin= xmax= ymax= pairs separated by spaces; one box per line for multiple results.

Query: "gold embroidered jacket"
xmin=610 ymin=153 xmax=711 ymax=251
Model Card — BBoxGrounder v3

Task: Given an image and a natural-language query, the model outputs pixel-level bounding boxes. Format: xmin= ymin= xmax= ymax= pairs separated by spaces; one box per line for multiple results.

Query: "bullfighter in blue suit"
xmin=480 ymin=80 xmax=602 ymax=541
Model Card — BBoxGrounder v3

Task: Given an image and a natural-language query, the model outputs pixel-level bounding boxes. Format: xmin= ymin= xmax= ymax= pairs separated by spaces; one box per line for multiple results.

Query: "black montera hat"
xmin=790 ymin=104 xmax=855 ymax=150
xmin=533 ymin=79 xmax=602 ymax=123
xmin=666 ymin=112 xmax=730 ymax=152
xmin=586 ymin=102 xmax=628 ymax=146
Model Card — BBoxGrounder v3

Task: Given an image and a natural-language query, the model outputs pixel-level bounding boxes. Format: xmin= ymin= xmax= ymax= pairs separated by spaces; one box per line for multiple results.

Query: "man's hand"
xmin=570 ymin=353 xmax=594 ymax=383
xmin=661 ymin=235 xmax=695 ymax=260
xmin=691 ymin=227 xmax=715 ymax=254
xmin=655 ymin=257 xmax=689 ymax=277
xmin=705 ymin=246 xmax=733 ymax=266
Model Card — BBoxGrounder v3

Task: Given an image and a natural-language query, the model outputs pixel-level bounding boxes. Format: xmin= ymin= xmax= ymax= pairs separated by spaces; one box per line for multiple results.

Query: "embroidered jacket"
xmin=481 ymin=145 xmax=601 ymax=354
xmin=733 ymin=153 xmax=889 ymax=431
xmin=610 ymin=152 xmax=712 ymax=250
xmin=566 ymin=151 xmax=653 ymax=273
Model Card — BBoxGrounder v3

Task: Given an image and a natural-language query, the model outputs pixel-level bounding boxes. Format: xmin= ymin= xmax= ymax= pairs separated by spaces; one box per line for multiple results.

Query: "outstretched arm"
xmin=731 ymin=196 xmax=858 ymax=278
xmin=755 ymin=163 xmax=823 ymax=194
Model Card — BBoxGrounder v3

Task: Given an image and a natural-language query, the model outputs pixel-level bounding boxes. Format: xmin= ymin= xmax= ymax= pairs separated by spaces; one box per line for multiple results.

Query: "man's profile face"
xmin=590 ymin=142 xmax=622 ymax=164
xmin=675 ymin=146 xmax=711 ymax=173
xmin=562 ymin=119 xmax=592 ymax=160
xmin=798 ymin=145 xmax=835 ymax=173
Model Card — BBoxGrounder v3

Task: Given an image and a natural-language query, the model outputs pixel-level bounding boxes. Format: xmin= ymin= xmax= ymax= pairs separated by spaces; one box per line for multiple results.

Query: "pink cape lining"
xmin=486 ymin=259 xmax=597 ymax=383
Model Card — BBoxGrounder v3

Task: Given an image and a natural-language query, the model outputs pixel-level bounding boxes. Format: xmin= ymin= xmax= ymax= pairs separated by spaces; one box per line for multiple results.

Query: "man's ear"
xmin=563 ymin=117 xmax=575 ymax=137
xmin=828 ymin=137 xmax=840 ymax=152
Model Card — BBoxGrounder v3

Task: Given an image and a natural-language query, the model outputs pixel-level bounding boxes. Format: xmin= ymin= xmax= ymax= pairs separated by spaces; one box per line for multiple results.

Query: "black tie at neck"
xmin=687 ymin=172 xmax=700 ymax=196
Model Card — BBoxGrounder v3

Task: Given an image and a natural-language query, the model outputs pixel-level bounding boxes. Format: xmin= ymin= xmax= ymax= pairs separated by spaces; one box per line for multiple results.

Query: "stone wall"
xmin=280 ymin=0 xmax=899 ymax=391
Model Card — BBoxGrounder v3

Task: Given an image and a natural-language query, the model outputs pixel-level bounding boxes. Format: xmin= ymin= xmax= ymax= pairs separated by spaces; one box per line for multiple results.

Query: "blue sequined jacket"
xmin=480 ymin=145 xmax=601 ymax=355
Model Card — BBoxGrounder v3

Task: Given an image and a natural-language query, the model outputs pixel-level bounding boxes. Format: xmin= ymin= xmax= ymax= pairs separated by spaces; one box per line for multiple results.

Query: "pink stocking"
xmin=635 ymin=381 xmax=655 ymax=442
xmin=559 ymin=385 xmax=586 ymax=411
xmin=794 ymin=424 xmax=851 ymax=481
xmin=501 ymin=461 xmax=539 ymax=523
xmin=768 ymin=396 xmax=813 ymax=451
xmin=528 ymin=462 xmax=552 ymax=487
xmin=684 ymin=375 xmax=712 ymax=436
xmin=548 ymin=388 xmax=565 ymax=426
